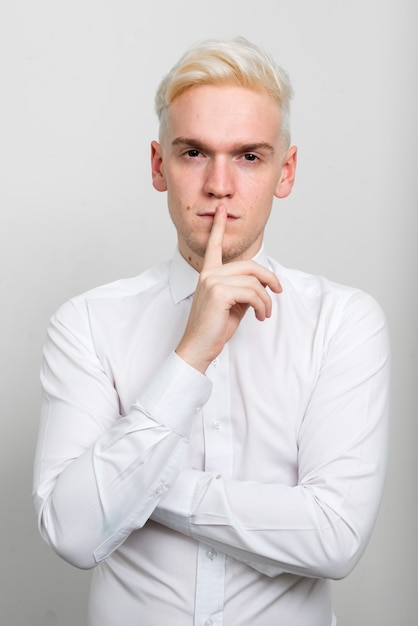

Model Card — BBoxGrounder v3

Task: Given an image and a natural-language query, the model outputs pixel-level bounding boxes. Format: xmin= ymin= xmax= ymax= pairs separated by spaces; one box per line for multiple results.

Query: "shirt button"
xmin=195 ymin=406 xmax=202 ymax=414
xmin=211 ymin=357 xmax=219 ymax=366
xmin=155 ymin=484 xmax=166 ymax=496
xmin=213 ymin=419 xmax=221 ymax=429
xmin=206 ymin=548 xmax=217 ymax=560
xmin=204 ymin=620 xmax=213 ymax=626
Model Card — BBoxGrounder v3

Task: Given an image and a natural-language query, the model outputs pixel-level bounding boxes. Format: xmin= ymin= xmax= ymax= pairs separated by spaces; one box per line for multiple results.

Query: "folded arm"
xmin=33 ymin=300 xmax=211 ymax=569
xmin=152 ymin=293 xmax=390 ymax=580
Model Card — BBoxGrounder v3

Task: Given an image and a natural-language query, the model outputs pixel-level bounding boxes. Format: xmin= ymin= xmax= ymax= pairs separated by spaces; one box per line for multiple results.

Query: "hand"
xmin=175 ymin=205 xmax=282 ymax=373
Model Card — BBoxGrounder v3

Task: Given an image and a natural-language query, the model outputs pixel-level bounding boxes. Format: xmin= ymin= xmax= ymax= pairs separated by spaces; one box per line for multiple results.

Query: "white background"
xmin=0 ymin=1 xmax=416 ymax=624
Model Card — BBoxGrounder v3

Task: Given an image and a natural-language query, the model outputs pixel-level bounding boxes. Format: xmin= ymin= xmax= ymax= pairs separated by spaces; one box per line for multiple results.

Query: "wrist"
xmin=175 ymin=342 xmax=214 ymax=374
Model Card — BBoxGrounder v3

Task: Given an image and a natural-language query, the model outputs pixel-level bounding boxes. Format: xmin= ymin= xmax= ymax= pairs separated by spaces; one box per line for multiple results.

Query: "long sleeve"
xmin=151 ymin=288 xmax=390 ymax=580
xmin=33 ymin=297 xmax=211 ymax=569
xmin=33 ymin=252 xmax=390 ymax=625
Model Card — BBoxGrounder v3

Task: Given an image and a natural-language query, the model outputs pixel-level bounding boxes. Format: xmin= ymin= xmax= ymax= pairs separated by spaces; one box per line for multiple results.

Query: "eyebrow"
xmin=171 ymin=137 xmax=276 ymax=155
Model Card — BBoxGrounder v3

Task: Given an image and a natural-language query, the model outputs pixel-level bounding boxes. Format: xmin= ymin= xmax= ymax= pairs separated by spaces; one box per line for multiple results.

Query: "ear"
xmin=151 ymin=140 xmax=167 ymax=192
xmin=274 ymin=146 xmax=297 ymax=199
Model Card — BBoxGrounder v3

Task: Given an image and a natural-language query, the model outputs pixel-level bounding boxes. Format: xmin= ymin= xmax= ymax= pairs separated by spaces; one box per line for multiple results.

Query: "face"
xmin=151 ymin=84 xmax=297 ymax=270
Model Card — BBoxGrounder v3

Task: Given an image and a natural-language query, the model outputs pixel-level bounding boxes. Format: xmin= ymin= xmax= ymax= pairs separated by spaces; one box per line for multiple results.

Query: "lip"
xmin=198 ymin=212 xmax=239 ymax=221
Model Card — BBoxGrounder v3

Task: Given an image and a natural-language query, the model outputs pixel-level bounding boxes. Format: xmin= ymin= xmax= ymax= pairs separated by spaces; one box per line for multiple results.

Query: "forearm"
xmin=33 ymin=304 xmax=211 ymax=569
xmin=35 ymin=407 xmax=189 ymax=569
xmin=152 ymin=293 xmax=390 ymax=580
xmin=152 ymin=461 xmax=385 ymax=580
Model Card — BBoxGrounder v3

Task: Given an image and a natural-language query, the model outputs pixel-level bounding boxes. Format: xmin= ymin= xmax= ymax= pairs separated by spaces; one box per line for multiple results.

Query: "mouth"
xmin=198 ymin=211 xmax=239 ymax=221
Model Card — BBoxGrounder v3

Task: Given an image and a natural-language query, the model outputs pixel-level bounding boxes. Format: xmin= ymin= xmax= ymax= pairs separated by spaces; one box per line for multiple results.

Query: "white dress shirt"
xmin=33 ymin=246 xmax=390 ymax=626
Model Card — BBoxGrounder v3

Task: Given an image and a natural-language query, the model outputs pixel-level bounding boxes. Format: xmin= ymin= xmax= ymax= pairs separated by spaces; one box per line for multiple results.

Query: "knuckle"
xmin=201 ymin=273 xmax=217 ymax=289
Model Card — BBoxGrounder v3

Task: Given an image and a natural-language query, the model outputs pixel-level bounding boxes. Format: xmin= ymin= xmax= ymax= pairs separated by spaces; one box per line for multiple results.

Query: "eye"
xmin=244 ymin=153 xmax=258 ymax=162
xmin=186 ymin=149 xmax=201 ymax=158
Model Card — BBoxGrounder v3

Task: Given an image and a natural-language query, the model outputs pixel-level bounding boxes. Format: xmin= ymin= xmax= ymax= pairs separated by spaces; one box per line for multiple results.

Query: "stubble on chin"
xmin=182 ymin=230 xmax=263 ymax=267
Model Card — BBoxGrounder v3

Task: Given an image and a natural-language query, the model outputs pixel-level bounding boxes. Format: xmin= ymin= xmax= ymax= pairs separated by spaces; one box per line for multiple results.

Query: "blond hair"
xmin=155 ymin=37 xmax=293 ymax=149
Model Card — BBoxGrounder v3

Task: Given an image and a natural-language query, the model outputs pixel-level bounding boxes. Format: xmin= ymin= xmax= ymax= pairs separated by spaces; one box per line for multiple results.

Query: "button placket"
xmin=206 ymin=548 xmax=217 ymax=561
xmin=194 ymin=347 xmax=230 ymax=626
xmin=203 ymin=347 xmax=232 ymax=476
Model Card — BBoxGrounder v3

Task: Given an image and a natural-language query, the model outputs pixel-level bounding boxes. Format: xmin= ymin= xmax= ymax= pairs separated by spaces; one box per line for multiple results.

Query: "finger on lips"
xmin=201 ymin=203 xmax=282 ymax=297
xmin=202 ymin=205 xmax=227 ymax=270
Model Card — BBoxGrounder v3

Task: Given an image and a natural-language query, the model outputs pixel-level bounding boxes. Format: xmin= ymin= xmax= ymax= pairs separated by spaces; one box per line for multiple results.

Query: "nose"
xmin=202 ymin=156 xmax=235 ymax=199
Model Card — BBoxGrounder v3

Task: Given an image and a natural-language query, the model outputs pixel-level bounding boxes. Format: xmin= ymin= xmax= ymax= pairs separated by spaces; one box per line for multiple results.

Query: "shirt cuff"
xmin=133 ymin=351 xmax=212 ymax=438
xmin=151 ymin=468 xmax=204 ymax=535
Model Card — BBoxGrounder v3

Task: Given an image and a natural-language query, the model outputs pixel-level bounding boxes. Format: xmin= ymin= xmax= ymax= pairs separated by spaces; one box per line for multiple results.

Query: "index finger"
xmin=202 ymin=205 xmax=227 ymax=270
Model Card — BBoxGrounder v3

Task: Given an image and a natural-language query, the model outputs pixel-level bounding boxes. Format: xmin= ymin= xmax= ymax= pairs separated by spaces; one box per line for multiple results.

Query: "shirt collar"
xmin=169 ymin=245 xmax=271 ymax=304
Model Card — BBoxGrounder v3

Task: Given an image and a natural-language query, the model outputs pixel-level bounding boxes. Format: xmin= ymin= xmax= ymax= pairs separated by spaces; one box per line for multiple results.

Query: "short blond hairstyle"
xmin=155 ymin=37 xmax=293 ymax=149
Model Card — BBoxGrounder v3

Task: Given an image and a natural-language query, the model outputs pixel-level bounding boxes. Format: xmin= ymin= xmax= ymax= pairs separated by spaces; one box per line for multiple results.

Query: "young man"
xmin=33 ymin=38 xmax=390 ymax=626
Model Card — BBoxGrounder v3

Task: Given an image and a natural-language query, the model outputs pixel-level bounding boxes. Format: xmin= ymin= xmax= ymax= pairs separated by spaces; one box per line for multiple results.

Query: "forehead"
xmin=166 ymin=84 xmax=282 ymax=146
